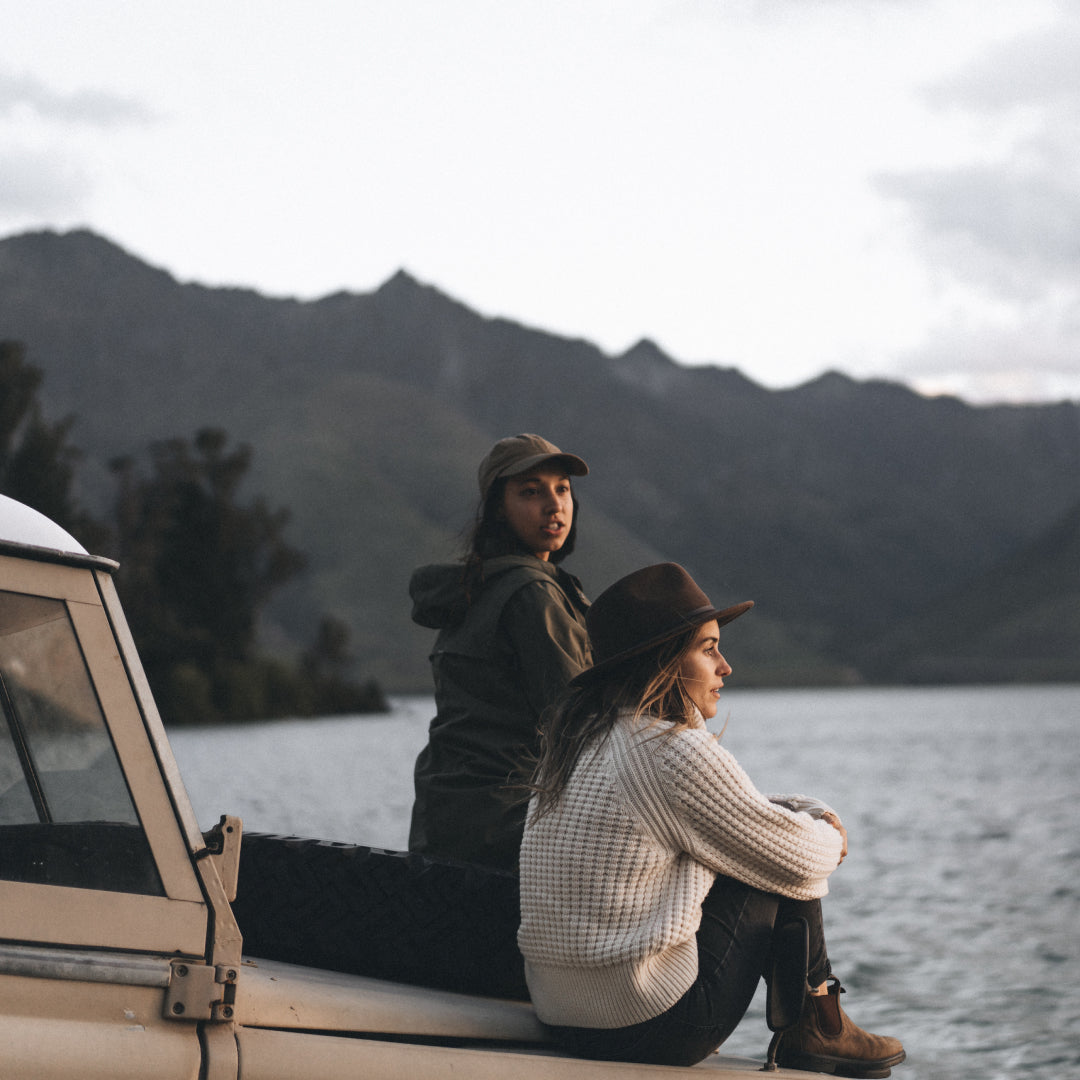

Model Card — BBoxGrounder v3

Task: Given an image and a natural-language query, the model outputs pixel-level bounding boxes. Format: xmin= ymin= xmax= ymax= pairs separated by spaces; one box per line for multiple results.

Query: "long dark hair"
xmin=528 ymin=624 xmax=701 ymax=820
xmin=461 ymin=477 xmax=580 ymax=599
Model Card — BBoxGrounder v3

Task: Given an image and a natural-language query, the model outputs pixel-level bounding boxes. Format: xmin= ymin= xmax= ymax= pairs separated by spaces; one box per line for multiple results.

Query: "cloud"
xmin=876 ymin=157 xmax=1080 ymax=402
xmin=872 ymin=159 xmax=1080 ymax=401
xmin=0 ymin=67 xmax=154 ymax=126
xmin=875 ymin=165 xmax=1080 ymax=295
xmin=922 ymin=12 xmax=1080 ymax=114
xmin=862 ymin=8 xmax=1080 ymax=401
xmin=899 ymin=324 xmax=1080 ymax=404
xmin=874 ymin=13 xmax=1080 ymax=287
xmin=0 ymin=146 xmax=90 ymax=217
xmin=0 ymin=67 xmax=155 ymax=220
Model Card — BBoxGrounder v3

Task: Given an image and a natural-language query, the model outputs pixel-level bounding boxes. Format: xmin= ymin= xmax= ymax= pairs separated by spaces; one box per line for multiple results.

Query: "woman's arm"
xmin=769 ymin=796 xmax=848 ymax=863
xmin=622 ymin=727 xmax=845 ymax=899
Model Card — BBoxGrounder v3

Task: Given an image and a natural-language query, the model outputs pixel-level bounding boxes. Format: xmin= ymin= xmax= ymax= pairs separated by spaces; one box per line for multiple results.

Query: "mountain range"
xmin=2 ymin=227 xmax=1078 ymax=689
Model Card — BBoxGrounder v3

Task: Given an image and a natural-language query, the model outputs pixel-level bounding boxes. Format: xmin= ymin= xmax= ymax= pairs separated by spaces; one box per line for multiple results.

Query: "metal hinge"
xmin=163 ymin=958 xmax=238 ymax=1022
xmin=199 ymin=813 xmax=243 ymax=902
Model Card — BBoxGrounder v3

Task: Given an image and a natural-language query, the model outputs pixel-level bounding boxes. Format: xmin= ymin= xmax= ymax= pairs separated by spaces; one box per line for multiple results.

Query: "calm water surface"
xmin=171 ymin=685 xmax=1080 ymax=1080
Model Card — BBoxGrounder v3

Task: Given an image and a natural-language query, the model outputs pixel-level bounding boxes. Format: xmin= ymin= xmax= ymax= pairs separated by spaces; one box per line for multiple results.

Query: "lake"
xmin=170 ymin=684 xmax=1080 ymax=1080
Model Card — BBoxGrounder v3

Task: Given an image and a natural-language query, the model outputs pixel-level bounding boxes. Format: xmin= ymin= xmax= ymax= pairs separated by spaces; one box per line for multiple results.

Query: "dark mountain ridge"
xmin=2 ymin=227 xmax=1077 ymax=688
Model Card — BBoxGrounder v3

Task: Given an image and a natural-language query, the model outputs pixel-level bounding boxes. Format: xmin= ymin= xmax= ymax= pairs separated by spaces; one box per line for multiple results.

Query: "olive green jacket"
xmin=408 ymin=555 xmax=590 ymax=871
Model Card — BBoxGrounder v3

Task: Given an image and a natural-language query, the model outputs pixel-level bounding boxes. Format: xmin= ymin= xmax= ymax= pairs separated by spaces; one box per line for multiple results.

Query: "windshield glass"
xmin=0 ymin=590 xmax=163 ymax=894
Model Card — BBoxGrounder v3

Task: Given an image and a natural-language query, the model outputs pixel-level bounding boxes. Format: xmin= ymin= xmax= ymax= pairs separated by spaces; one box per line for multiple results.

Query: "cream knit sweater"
xmin=517 ymin=711 xmax=844 ymax=1029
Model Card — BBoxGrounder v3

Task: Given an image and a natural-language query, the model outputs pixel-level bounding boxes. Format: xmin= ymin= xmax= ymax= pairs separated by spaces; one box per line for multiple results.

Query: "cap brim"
xmin=501 ymin=452 xmax=589 ymax=480
xmin=570 ymin=600 xmax=753 ymax=687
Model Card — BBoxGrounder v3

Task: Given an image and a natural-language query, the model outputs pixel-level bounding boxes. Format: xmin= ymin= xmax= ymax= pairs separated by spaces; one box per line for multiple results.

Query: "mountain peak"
xmin=619 ymin=337 xmax=677 ymax=366
xmin=793 ymin=369 xmax=858 ymax=396
xmin=381 ymin=267 xmax=419 ymax=287
xmin=374 ymin=268 xmax=432 ymax=299
xmin=0 ymin=227 xmax=177 ymax=292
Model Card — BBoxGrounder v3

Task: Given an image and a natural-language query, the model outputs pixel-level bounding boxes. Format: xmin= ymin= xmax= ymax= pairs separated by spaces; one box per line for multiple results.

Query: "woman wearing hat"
xmin=518 ymin=563 xmax=905 ymax=1076
xmin=408 ymin=434 xmax=591 ymax=872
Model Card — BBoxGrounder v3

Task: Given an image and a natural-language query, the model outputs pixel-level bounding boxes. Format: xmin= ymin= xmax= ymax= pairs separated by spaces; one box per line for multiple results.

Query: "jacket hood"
xmin=410 ymin=555 xmax=561 ymax=630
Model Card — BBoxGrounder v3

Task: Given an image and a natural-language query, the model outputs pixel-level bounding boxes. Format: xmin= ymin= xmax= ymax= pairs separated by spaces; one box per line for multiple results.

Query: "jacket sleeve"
xmin=500 ymin=580 xmax=591 ymax=717
xmin=620 ymin=727 xmax=844 ymax=900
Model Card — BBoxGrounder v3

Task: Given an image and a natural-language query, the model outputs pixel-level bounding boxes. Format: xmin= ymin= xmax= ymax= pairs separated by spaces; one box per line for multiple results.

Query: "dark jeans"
xmin=547 ymin=875 xmax=831 ymax=1067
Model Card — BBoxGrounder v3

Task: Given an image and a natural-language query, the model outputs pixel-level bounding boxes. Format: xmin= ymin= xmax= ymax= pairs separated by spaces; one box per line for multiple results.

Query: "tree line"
xmin=0 ymin=340 xmax=385 ymax=724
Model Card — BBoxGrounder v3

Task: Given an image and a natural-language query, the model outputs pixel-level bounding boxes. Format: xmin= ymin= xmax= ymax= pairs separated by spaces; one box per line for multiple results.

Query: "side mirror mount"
xmin=201 ymin=815 xmax=243 ymax=903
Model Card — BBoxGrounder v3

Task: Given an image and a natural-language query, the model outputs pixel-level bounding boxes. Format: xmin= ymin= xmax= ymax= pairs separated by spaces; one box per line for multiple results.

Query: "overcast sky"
xmin=2 ymin=0 xmax=1079 ymax=404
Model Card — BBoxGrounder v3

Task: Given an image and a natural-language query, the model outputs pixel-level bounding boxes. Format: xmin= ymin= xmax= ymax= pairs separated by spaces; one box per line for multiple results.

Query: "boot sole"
xmin=775 ymin=1048 xmax=906 ymax=1078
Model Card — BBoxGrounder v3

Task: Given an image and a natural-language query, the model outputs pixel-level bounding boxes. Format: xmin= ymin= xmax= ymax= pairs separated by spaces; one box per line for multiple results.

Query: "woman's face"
xmin=676 ymin=619 xmax=732 ymax=719
xmin=500 ymin=466 xmax=574 ymax=561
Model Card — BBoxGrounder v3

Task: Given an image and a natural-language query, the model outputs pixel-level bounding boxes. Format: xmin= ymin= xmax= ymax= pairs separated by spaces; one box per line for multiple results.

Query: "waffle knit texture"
xmin=517 ymin=711 xmax=844 ymax=1028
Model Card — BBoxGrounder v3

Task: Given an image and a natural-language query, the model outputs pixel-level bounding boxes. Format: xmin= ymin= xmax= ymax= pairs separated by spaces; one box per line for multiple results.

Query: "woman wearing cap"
xmin=518 ymin=564 xmax=905 ymax=1076
xmin=408 ymin=434 xmax=591 ymax=872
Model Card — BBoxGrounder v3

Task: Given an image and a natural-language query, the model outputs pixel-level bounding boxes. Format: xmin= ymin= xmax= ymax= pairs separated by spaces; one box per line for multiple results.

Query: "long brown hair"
xmin=528 ymin=624 xmax=702 ymax=820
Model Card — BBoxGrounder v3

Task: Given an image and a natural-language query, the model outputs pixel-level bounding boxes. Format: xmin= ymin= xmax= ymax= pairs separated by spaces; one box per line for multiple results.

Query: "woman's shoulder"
xmin=483 ymin=553 xmax=558 ymax=580
xmin=409 ymin=563 xmax=468 ymax=629
xmin=495 ymin=557 xmax=589 ymax=612
xmin=409 ymin=557 xmax=552 ymax=626
xmin=615 ymin=712 xmax=736 ymax=774
xmin=616 ymin=709 xmax=712 ymax=739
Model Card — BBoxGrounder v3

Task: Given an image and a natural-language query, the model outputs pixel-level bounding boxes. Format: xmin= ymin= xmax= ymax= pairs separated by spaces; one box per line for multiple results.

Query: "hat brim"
xmin=570 ymin=600 xmax=753 ymax=688
xmin=500 ymin=452 xmax=589 ymax=481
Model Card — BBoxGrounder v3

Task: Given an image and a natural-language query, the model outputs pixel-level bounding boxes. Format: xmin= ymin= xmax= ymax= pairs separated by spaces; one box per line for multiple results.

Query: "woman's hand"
xmin=821 ymin=811 xmax=848 ymax=864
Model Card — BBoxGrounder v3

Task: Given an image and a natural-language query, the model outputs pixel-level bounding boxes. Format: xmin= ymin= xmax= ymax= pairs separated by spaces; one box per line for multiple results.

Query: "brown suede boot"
xmin=774 ymin=977 xmax=906 ymax=1078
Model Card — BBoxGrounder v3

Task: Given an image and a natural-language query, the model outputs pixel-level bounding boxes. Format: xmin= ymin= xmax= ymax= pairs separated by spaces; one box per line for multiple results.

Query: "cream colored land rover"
xmin=0 ymin=494 xmax=792 ymax=1078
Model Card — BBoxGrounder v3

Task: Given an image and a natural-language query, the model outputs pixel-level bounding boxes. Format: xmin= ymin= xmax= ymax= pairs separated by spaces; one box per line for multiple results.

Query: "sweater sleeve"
xmin=620 ymin=727 xmax=844 ymax=900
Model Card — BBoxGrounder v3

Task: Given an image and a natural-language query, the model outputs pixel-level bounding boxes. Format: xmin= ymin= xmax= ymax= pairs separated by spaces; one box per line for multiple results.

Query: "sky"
xmin=2 ymin=0 xmax=1080 ymax=405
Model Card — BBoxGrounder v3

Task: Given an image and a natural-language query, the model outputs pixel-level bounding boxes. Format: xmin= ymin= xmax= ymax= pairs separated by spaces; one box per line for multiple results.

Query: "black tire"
xmin=232 ymin=833 xmax=528 ymax=999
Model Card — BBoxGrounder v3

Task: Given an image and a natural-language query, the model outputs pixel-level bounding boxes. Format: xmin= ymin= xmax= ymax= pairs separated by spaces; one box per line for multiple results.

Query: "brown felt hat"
xmin=571 ymin=563 xmax=753 ymax=686
xmin=478 ymin=434 xmax=589 ymax=500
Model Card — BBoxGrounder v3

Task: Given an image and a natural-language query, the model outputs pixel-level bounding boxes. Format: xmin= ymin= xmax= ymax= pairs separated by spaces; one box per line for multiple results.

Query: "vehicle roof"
xmin=0 ymin=494 xmax=117 ymax=572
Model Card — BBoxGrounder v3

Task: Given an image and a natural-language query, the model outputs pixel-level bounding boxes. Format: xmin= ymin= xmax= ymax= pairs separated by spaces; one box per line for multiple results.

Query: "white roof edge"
xmin=0 ymin=494 xmax=88 ymax=555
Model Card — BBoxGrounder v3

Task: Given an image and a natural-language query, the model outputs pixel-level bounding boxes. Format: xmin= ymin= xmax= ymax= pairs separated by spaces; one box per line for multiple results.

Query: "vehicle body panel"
xmin=235 ymin=1027 xmax=783 ymax=1079
xmin=0 ymin=968 xmax=201 ymax=1080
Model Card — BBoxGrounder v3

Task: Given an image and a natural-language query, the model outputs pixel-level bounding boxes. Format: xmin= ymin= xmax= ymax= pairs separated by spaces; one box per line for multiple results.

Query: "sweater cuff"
xmin=769 ymin=793 xmax=838 ymax=819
